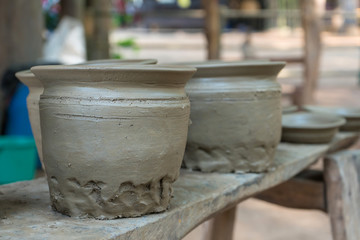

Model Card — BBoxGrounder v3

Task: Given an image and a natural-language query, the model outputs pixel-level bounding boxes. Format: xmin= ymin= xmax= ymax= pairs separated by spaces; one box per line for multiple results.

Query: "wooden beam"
xmin=202 ymin=0 xmax=220 ymax=60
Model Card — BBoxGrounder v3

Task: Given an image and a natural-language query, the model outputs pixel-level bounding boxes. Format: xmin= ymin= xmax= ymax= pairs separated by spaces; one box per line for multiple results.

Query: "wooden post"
xmin=0 ymin=0 xmax=43 ymax=77
xmin=207 ymin=206 xmax=236 ymax=240
xmin=324 ymin=150 xmax=360 ymax=240
xmin=84 ymin=0 xmax=110 ymax=60
xmin=202 ymin=0 xmax=221 ymax=60
xmin=0 ymin=0 xmax=43 ymax=131
xmin=61 ymin=0 xmax=85 ymax=20
xmin=296 ymin=0 xmax=323 ymax=105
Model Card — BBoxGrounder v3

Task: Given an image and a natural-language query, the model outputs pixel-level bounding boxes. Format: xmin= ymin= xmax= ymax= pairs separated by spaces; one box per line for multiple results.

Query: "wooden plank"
xmin=324 ymin=150 xmax=360 ymax=240
xmin=0 ymin=143 xmax=330 ymax=240
xmin=202 ymin=0 xmax=220 ymax=60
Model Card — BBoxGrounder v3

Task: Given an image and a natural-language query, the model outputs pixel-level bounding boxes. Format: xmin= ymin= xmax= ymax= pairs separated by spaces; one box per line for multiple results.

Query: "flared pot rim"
xmin=31 ymin=64 xmax=197 ymax=86
xmin=76 ymin=58 xmax=158 ymax=66
xmin=177 ymin=60 xmax=286 ymax=78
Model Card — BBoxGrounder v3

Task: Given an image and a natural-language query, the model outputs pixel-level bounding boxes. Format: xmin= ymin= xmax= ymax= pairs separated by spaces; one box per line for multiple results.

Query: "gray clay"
xmin=16 ymin=70 xmax=45 ymax=168
xmin=31 ymin=64 xmax=196 ymax=219
xmin=181 ymin=61 xmax=285 ymax=173
xmin=16 ymin=60 xmax=157 ymax=171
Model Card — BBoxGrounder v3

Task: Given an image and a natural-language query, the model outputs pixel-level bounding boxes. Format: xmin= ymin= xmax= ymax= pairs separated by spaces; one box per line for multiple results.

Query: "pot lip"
xmin=76 ymin=58 xmax=158 ymax=65
xmin=15 ymin=69 xmax=34 ymax=78
xmin=31 ymin=64 xmax=196 ymax=73
xmin=15 ymin=70 xmax=41 ymax=87
xmin=176 ymin=60 xmax=285 ymax=78
xmin=177 ymin=60 xmax=285 ymax=69
xmin=282 ymin=112 xmax=346 ymax=130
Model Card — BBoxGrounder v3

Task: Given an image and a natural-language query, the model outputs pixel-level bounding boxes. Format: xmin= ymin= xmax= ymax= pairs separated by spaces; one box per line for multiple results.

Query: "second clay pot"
xmin=182 ymin=61 xmax=285 ymax=173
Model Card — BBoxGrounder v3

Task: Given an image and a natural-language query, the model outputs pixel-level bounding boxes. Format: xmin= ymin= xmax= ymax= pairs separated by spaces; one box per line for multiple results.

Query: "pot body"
xmin=183 ymin=62 xmax=285 ymax=173
xmin=32 ymin=65 xmax=195 ymax=219
xmin=16 ymin=71 xmax=44 ymax=169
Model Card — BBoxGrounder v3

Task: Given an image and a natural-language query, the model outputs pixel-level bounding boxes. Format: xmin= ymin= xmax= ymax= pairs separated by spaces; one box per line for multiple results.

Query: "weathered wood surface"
xmin=325 ymin=150 xmax=360 ymax=240
xmin=0 ymin=133 xmax=356 ymax=240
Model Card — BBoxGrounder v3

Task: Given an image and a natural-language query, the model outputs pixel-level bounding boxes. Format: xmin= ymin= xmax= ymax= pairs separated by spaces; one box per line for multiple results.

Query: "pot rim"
xmin=77 ymin=58 xmax=158 ymax=65
xmin=178 ymin=60 xmax=284 ymax=68
xmin=177 ymin=61 xmax=286 ymax=78
xmin=31 ymin=64 xmax=197 ymax=85
xmin=16 ymin=69 xmax=34 ymax=78
xmin=15 ymin=70 xmax=41 ymax=88
xmin=31 ymin=64 xmax=196 ymax=73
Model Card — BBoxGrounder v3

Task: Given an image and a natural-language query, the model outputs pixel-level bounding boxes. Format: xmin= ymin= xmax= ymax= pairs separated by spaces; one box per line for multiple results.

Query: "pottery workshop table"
xmin=0 ymin=132 xmax=358 ymax=240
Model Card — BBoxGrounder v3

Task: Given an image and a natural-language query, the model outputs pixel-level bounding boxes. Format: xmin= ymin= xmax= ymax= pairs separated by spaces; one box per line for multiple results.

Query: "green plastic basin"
xmin=0 ymin=136 xmax=37 ymax=184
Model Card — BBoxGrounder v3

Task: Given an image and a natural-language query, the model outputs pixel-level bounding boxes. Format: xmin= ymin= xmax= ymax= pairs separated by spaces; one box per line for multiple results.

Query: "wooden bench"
xmin=0 ymin=132 xmax=358 ymax=240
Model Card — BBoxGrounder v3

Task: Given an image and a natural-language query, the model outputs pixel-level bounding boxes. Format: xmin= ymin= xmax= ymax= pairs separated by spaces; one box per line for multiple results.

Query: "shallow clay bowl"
xmin=282 ymin=113 xmax=346 ymax=144
xmin=282 ymin=105 xmax=298 ymax=114
xmin=304 ymin=105 xmax=360 ymax=131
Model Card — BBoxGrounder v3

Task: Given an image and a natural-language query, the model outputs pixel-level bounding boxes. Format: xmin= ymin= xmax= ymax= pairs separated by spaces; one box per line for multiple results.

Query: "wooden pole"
xmin=60 ymin=0 xmax=85 ymax=20
xmin=84 ymin=0 xmax=111 ymax=60
xmin=0 ymin=0 xmax=43 ymax=77
xmin=202 ymin=0 xmax=221 ymax=60
xmin=297 ymin=0 xmax=323 ymax=105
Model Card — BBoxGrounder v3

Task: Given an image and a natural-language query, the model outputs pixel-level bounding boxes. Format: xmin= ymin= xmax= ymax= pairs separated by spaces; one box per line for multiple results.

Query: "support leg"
xmin=324 ymin=150 xmax=360 ymax=240
xmin=207 ymin=206 xmax=236 ymax=240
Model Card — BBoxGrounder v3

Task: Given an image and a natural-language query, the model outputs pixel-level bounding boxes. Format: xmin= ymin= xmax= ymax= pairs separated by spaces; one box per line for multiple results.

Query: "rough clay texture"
xmin=183 ymin=62 xmax=285 ymax=173
xmin=16 ymin=70 xmax=44 ymax=168
xmin=15 ymin=61 xmax=157 ymax=171
xmin=31 ymin=65 xmax=196 ymax=219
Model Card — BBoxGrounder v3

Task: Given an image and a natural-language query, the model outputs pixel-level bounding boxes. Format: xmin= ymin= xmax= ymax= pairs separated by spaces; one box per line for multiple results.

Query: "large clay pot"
xmin=16 ymin=59 xmax=157 ymax=170
xmin=16 ymin=70 xmax=44 ymax=168
xmin=31 ymin=64 xmax=196 ymax=219
xmin=182 ymin=61 xmax=285 ymax=173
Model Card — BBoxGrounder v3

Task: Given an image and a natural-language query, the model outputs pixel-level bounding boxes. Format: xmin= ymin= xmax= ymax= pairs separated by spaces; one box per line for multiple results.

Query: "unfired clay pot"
xmin=182 ymin=61 xmax=285 ymax=173
xmin=31 ymin=64 xmax=196 ymax=219
xmin=16 ymin=59 xmax=157 ymax=170
xmin=16 ymin=70 xmax=45 ymax=169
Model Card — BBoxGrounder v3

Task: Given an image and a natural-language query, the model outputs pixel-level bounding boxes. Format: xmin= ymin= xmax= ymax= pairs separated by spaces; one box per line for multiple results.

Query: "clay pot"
xmin=16 ymin=70 xmax=44 ymax=169
xmin=31 ymin=64 xmax=196 ymax=219
xmin=182 ymin=61 xmax=285 ymax=173
xmin=15 ymin=59 xmax=157 ymax=170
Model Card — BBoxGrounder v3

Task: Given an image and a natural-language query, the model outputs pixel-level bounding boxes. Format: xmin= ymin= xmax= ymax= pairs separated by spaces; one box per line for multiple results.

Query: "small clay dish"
xmin=282 ymin=105 xmax=298 ymax=114
xmin=282 ymin=112 xmax=346 ymax=144
xmin=304 ymin=105 xmax=360 ymax=131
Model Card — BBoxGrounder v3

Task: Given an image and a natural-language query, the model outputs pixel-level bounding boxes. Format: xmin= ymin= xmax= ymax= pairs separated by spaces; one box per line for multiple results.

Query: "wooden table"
xmin=0 ymin=132 xmax=358 ymax=240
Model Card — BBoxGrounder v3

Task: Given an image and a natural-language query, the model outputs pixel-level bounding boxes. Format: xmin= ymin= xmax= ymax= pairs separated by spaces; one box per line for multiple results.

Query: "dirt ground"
xmin=110 ymin=28 xmax=359 ymax=240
